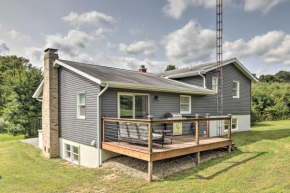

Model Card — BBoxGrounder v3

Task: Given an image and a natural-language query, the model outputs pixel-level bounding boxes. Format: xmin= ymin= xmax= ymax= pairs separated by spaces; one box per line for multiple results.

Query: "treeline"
xmin=0 ymin=56 xmax=42 ymax=137
xmin=252 ymin=82 xmax=290 ymax=124
xmin=259 ymin=71 xmax=290 ymax=83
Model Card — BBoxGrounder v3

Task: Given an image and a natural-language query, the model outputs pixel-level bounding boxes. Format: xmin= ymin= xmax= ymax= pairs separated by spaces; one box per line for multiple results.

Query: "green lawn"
xmin=1 ymin=120 xmax=290 ymax=192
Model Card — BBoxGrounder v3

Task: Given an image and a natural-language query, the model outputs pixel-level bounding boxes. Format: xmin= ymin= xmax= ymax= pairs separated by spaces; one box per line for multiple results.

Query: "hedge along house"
xmin=33 ymin=48 xmax=258 ymax=180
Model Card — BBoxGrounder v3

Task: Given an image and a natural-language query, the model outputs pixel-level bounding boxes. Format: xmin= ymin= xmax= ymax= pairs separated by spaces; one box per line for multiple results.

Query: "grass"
xmin=1 ymin=120 xmax=290 ymax=192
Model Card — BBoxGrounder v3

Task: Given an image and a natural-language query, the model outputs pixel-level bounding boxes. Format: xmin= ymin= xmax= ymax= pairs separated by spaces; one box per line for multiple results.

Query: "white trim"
xmin=205 ymin=59 xmax=258 ymax=82
xmin=32 ymin=79 xmax=44 ymax=98
xmin=224 ymin=117 xmax=238 ymax=132
xmin=212 ymin=77 xmax=218 ymax=93
xmin=166 ymin=70 xmax=206 ymax=79
xmin=103 ymin=81 xmax=215 ymax=95
xmin=164 ymin=59 xmax=258 ymax=82
xmin=117 ymin=92 xmax=150 ymax=119
xmin=77 ymin=93 xmax=86 ymax=119
xmin=180 ymin=95 xmax=191 ymax=114
xmin=64 ymin=143 xmax=80 ymax=165
xmin=53 ymin=60 xmax=102 ymax=85
xmin=233 ymin=81 xmax=240 ymax=98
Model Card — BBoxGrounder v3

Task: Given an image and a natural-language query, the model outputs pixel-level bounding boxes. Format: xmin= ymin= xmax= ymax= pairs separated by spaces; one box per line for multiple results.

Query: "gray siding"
xmin=176 ymin=76 xmax=204 ymax=88
xmin=179 ymin=63 xmax=251 ymax=116
xmin=59 ymin=67 xmax=100 ymax=146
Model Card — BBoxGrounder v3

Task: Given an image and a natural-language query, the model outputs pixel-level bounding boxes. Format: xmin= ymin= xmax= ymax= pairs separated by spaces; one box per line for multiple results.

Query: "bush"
xmin=0 ymin=118 xmax=8 ymax=133
xmin=251 ymin=82 xmax=290 ymax=123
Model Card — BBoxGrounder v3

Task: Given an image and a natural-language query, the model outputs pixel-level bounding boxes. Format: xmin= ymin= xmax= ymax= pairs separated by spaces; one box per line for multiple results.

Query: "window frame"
xmin=224 ymin=117 xmax=238 ymax=132
xmin=117 ymin=92 xmax=150 ymax=119
xmin=180 ymin=95 xmax=191 ymax=114
xmin=212 ymin=77 xmax=218 ymax=93
xmin=64 ymin=143 xmax=80 ymax=165
xmin=233 ymin=81 xmax=240 ymax=98
xmin=77 ymin=92 xmax=86 ymax=119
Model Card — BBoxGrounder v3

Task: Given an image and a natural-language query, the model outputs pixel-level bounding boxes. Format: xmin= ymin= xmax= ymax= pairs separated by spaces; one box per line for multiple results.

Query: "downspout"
xmin=97 ymin=83 xmax=109 ymax=167
xmin=199 ymin=71 xmax=206 ymax=88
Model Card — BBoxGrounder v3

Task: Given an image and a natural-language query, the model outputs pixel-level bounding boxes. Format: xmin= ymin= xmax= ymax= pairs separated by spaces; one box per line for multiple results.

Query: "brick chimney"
xmin=42 ymin=48 xmax=59 ymax=158
xmin=139 ymin=65 xmax=147 ymax=73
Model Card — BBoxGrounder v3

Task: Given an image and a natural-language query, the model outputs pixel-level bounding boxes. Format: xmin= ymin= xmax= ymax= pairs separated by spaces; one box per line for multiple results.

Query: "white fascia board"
xmin=53 ymin=60 xmax=102 ymax=85
xmin=101 ymin=81 xmax=215 ymax=95
xmin=166 ymin=70 xmax=206 ymax=79
xmin=205 ymin=59 xmax=259 ymax=82
xmin=32 ymin=79 xmax=44 ymax=98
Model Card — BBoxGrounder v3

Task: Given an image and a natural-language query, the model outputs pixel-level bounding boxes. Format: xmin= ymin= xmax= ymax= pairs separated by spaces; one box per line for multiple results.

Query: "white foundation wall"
xmin=209 ymin=115 xmax=250 ymax=137
xmin=38 ymin=130 xmax=43 ymax=149
xmin=59 ymin=138 xmax=100 ymax=168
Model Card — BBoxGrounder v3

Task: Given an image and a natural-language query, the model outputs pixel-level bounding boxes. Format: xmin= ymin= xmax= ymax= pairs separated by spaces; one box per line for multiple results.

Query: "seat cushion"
xmin=153 ymin=133 xmax=163 ymax=140
xmin=119 ymin=122 xmax=129 ymax=138
xmin=127 ymin=123 xmax=139 ymax=139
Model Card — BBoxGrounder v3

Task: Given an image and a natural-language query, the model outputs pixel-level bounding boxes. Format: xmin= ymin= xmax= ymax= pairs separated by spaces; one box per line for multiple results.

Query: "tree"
xmin=165 ymin=64 xmax=177 ymax=71
xmin=0 ymin=56 xmax=42 ymax=137
xmin=259 ymin=71 xmax=290 ymax=83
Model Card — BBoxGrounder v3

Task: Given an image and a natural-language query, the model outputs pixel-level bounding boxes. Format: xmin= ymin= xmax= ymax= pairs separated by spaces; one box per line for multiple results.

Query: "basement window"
xmin=77 ymin=93 xmax=86 ymax=119
xmin=224 ymin=118 xmax=238 ymax=132
xmin=233 ymin=81 xmax=240 ymax=98
xmin=64 ymin=143 xmax=79 ymax=165
xmin=180 ymin=95 xmax=191 ymax=114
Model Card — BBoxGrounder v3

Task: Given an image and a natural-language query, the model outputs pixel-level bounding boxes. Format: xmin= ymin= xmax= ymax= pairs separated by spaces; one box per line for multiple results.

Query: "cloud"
xmin=0 ymin=40 xmax=9 ymax=54
xmin=45 ymin=30 xmax=95 ymax=57
xmin=119 ymin=41 xmax=158 ymax=57
xmin=244 ymin=0 xmax=290 ymax=13
xmin=224 ymin=31 xmax=285 ymax=59
xmin=8 ymin=30 xmax=30 ymax=40
xmin=161 ymin=20 xmax=215 ymax=63
xmin=62 ymin=11 xmax=117 ymax=27
xmin=129 ymin=24 xmax=144 ymax=35
xmin=105 ymin=56 xmax=168 ymax=73
xmin=162 ymin=0 xmax=232 ymax=19
xmin=223 ymin=31 xmax=290 ymax=65
xmin=24 ymin=47 xmax=43 ymax=66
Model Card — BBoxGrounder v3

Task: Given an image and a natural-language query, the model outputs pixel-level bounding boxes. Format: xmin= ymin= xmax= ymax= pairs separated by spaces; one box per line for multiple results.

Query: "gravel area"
xmin=102 ymin=149 xmax=228 ymax=180
xmin=21 ymin=138 xmax=39 ymax=148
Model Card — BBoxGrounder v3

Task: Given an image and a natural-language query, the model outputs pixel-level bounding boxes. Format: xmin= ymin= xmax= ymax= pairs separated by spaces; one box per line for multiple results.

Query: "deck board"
xmin=102 ymin=135 xmax=232 ymax=161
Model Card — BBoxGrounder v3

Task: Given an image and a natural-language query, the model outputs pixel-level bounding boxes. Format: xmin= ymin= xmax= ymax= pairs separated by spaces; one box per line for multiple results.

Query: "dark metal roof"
xmin=57 ymin=59 xmax=214 ymax=93
xmin=160 ymin=58 xmax=235 ymax=76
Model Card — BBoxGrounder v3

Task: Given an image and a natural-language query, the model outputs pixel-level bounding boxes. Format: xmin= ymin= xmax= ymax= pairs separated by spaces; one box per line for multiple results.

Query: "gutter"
xmin=198 ymin=71 xmax=206 ymax=88
xmin=97 ymin=83 xmax=109 ymax=167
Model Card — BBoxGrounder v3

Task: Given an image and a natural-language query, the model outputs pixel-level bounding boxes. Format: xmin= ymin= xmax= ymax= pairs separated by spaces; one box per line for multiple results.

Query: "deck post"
xmin=102 ymin=117 xmax=105 ymax=142
xmin=206 ymin=113 xmax=210 ymax=137
xmin=228 ymin=114 xmax=232 ymax=140
xmin=196 ymin=152 xmax=201 ymax=165
xmin=147 ymin=115 xmax=153 ymax=154
xmin=148 ymin=161 xmax=153 ymax=181
xmin=228 ymin=114 xmax=232 ymax=153
xmin=195 ymin=114 xmax=199 ymax=145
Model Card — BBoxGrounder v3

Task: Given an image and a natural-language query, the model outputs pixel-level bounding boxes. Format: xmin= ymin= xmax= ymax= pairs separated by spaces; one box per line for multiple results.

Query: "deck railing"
xmin=102 ymin=114 xmax=232 ymax=153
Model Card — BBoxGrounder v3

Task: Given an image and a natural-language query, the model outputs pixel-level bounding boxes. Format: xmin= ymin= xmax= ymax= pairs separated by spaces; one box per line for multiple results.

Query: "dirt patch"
xmin=102 ymin=148 xmax=228 ymax=180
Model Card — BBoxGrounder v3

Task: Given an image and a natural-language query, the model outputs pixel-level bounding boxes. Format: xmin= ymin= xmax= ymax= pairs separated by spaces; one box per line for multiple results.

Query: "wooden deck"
xmin=102 ymin=135 xmax=233 ymax=162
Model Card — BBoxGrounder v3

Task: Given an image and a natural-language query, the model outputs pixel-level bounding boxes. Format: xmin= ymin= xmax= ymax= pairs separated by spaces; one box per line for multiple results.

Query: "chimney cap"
xmin=44 ymin=48 xmax=58 ymax=54
xmin=140 ymin=65 xmax=146 ymax=69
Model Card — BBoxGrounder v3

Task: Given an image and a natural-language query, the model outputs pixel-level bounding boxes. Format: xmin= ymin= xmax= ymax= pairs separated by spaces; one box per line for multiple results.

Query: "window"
xmin=77 ymin=93 xmax=86 ymax=119
xmin=212 ymin=77 xmax=218 ymax=93
xmin=64 ymin=144 xmax=79 ymax=164
xmin=180 ymin=95 xmax=191 ymax=114
xmin=224 ymin=118 xmax=238 ymax=131
xmin=233 ymin=81 xmax=239 ymax=98
xmin=118 ymin=93 xmax=149 ymax=119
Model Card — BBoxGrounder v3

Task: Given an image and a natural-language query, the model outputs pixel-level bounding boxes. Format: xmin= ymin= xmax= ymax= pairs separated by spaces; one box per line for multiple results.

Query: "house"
xmin=33 ymin=48 xmax=257 ymax=178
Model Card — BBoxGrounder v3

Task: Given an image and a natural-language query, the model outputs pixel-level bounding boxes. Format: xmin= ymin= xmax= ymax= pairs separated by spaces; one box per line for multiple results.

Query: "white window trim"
xmin=64 ymin=143 xmax=80 ymax=165
xmin=117 ymin=92 xmax=150 ymax=119
xmin=212 ymin=77 xmax=218 ymax=93
xmin=77 ymin=93 xmax=86 ymax=119
xmin=180 ymin=95 xmax=191 ymax=114
xmin=233 ymin=81 xmax=240 ymax=98
xmin=224 ymin=117 xmax=238 ymax=132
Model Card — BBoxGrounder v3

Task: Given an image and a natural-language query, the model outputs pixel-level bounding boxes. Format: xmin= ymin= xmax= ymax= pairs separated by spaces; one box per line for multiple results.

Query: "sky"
xmin=1 ymin=0 xmax=290 ymax=76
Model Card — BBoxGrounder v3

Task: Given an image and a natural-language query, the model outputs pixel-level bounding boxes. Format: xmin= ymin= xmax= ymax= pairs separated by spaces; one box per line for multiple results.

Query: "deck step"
xmin=231 ymin=143 xmax=237 ymax=151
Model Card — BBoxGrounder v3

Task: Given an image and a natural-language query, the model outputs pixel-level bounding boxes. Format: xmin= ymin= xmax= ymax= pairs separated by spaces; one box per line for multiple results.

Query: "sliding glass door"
xmin=118 ymin=93 xmax=149 ymax=119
